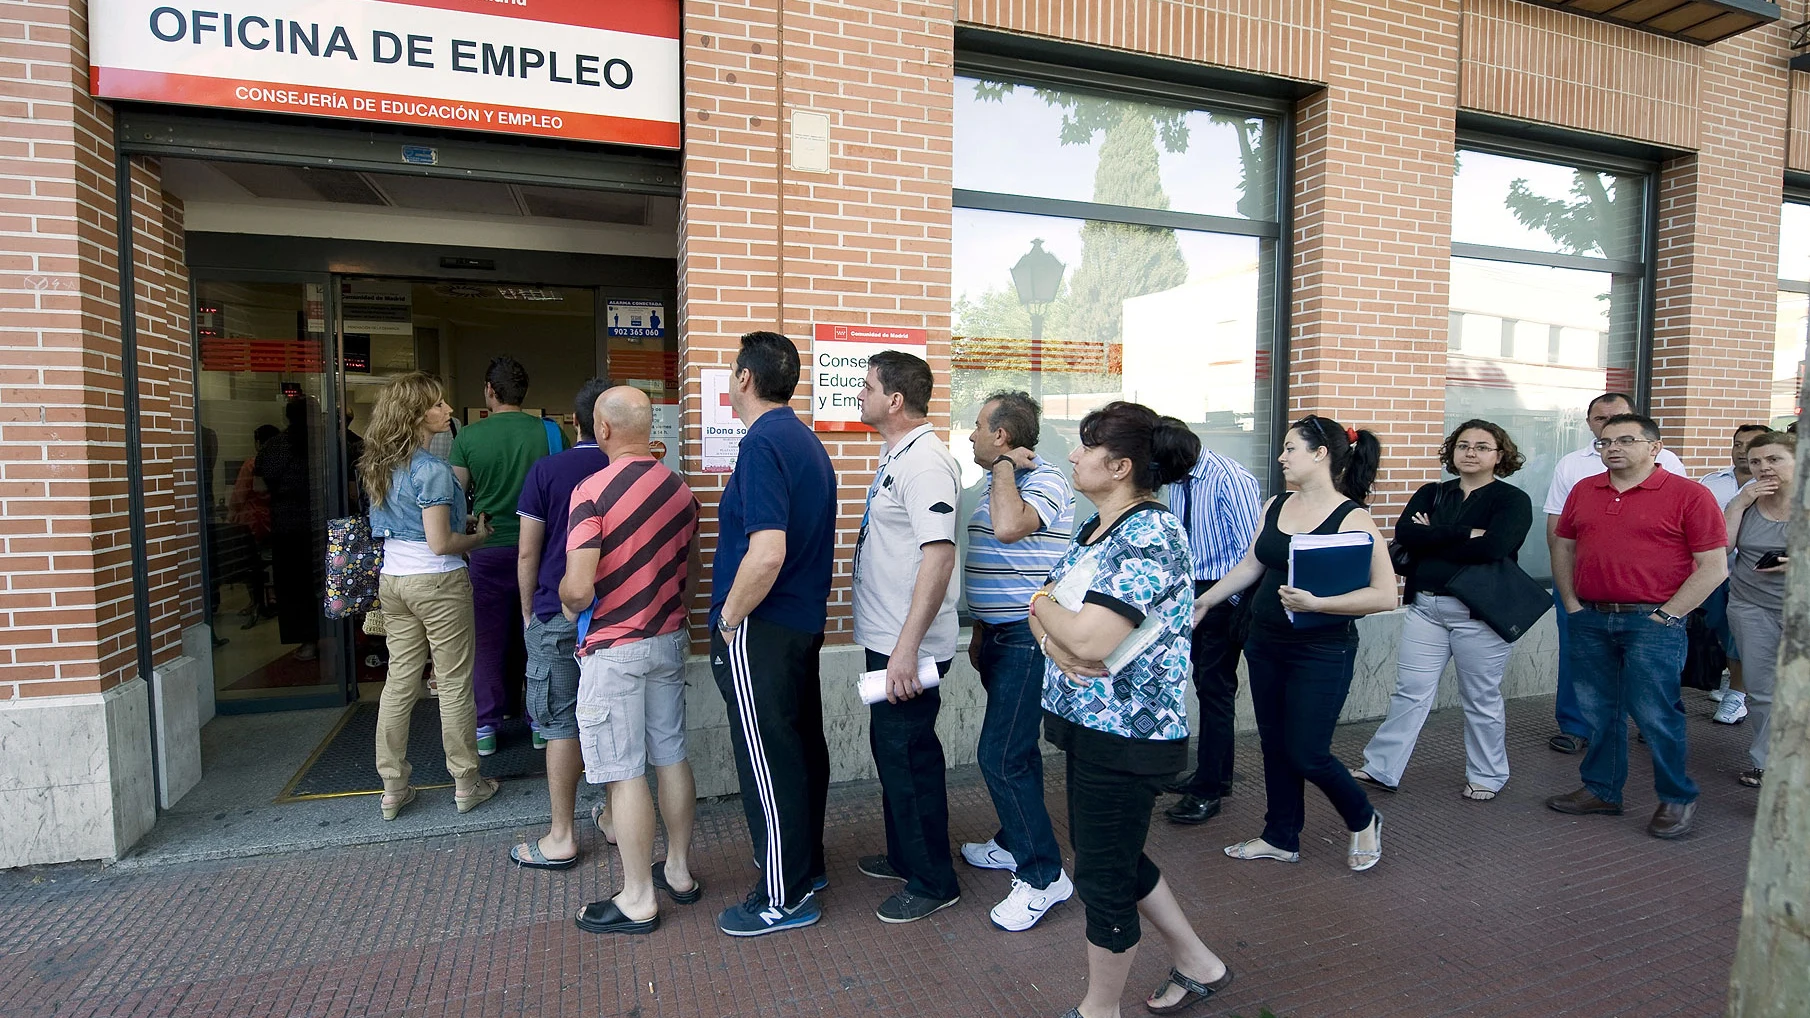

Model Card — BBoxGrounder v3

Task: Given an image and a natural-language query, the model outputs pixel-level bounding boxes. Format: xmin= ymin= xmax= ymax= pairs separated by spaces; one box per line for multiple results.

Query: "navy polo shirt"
xmin=710 ymin=406 xmax=837 ymax=634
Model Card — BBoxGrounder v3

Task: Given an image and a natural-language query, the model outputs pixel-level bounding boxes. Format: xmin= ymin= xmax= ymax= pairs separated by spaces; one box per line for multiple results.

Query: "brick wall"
xmin=679 ymin=1 xmax=955 ymax=642
xmin=0 ymin=1 xmax=197 ymax=700
xmin=1288 ymin=0 xmax=1461 ymax=525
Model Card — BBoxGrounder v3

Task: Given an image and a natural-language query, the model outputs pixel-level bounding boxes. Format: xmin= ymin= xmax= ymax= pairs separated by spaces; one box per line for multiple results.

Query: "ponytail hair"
xmin=1292 ymin=414 xmax=1382 ymax=504
xmin=1078 ymin=400 xmax=1202 ymax=493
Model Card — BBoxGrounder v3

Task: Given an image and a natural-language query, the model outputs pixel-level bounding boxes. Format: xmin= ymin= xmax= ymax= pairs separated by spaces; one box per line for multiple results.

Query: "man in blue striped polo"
xmin=1164 ymin=444 xmax=1261 ymax=825
xmin=958 ymin=391 xmax=1076 ymax=931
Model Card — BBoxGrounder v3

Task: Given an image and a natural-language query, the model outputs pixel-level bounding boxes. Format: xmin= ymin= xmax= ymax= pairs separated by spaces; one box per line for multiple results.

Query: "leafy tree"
xmin=1501 ymin=168 xmax=1640 ymax=368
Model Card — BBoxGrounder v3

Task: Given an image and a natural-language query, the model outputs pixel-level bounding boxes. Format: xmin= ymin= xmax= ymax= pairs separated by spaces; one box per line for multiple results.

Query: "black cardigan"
xmin=1393 ymin=478 xmax=1533 ymax=599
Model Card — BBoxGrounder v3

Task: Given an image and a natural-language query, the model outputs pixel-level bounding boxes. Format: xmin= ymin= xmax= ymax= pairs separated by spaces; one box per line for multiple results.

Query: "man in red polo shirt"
xmin=1546 ymin=413 xmax=1727 ymax=839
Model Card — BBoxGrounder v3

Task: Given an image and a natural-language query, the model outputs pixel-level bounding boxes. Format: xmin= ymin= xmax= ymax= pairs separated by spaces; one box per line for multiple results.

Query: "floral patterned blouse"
xmin=1041 ymin=504 xmax=1194 ymax=743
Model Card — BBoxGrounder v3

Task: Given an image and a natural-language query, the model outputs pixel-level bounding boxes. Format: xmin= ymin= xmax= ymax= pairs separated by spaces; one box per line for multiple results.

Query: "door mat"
xmin=277 ymin=701 xmax=545 ymax=802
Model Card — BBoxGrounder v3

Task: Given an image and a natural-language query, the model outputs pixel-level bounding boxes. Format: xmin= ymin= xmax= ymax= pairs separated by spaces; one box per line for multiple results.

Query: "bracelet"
xmin=1029 ymin=590 xmax=1051 ymax=613
xmin=1039 ymin=633 xmax=1049 ymax=655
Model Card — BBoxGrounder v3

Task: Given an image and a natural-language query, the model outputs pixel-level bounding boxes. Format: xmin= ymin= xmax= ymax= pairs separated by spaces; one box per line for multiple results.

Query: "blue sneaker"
xmin=717 ymin=890 xmax=821 ymax=937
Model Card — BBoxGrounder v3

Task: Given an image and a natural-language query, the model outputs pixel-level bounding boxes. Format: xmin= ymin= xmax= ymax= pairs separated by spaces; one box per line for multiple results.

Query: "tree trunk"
xmin=1727 ymin=404 xmax=1810 ymax=1016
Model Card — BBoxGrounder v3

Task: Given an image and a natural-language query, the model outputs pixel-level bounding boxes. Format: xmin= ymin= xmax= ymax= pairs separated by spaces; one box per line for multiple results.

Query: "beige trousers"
xmin=376 ymin=569 xmax=481 ymax=795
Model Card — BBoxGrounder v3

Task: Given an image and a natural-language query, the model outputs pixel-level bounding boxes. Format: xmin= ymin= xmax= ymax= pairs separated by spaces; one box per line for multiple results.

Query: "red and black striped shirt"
xmin=565 ymin=456 xmax=699 ymax=654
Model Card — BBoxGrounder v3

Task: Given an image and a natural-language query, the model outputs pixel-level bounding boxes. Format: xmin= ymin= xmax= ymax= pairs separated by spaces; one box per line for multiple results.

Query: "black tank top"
xmin=1251 ymin=492 xmax=1362 ymax=637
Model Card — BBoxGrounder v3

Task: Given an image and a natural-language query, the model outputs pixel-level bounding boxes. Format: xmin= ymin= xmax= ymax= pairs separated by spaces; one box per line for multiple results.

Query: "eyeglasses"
xmin=1453 ymin=442 xmax=1497 ymax=454
xmin=1592 ymin=436 xmax=1654 ymax=450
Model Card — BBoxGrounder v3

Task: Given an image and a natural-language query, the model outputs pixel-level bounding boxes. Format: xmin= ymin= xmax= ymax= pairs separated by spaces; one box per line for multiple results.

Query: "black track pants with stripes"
xmin=712 ymin=617 xmax=830 ymax=909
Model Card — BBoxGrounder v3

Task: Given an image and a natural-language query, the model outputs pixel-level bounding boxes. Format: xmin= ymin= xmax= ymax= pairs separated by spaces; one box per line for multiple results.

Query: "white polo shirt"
xmin=852 ymin=422 xmax=962 ymax=661
xmin=1542 ymin=443 xmax=1689 ymax=516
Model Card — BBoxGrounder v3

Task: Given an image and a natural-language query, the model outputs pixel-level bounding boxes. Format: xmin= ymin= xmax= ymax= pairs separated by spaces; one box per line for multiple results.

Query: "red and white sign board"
xmin=90 ymin=1 xmax=680 ymax=149
xmin=811 ymin=324 xmax=929 ymax=432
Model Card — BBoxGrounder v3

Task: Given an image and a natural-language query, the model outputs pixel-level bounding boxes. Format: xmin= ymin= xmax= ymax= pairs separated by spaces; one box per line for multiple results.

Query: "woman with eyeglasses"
xmin=1196 ymin=415 xmax=1397 ymax=871
xmin=1351 ymin=420 xmax=1532 ymax=801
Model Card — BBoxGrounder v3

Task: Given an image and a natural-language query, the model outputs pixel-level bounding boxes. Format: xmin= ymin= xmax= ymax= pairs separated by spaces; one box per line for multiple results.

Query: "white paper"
xmin=1047 ymin=547 xmax=1173 ymax=676
xmin=858 ymin=656 xmax=942 ymax=704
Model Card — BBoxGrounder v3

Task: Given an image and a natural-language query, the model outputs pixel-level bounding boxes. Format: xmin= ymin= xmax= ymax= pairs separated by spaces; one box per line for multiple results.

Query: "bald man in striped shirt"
xmin=560 ymin=386 xmax=701 ymax=937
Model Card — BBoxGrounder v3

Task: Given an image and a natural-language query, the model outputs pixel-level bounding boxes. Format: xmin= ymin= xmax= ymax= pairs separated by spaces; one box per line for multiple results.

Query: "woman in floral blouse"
xmin=1029 ymin=401 xmax=1234 ymax=1018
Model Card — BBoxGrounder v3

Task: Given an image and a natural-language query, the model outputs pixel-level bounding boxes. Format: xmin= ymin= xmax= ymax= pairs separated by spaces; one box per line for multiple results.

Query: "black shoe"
xmin=857 ymin=854 xmax=904 ymax=881
xmin=876 ymin=889 xmax=958 ymax=924
xmin=1164 ymin=795 xmax=1223 ymax=825
xmin=574 ymin=899 xmax=659 ymax=935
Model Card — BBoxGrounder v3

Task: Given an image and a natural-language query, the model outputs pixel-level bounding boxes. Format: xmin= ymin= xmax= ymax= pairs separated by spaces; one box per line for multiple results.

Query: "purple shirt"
xmin=516 ymin=442 xmax=609 ymax=621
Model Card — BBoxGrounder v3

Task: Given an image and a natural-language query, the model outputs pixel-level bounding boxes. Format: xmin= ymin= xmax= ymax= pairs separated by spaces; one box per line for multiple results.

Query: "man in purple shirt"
xmin=507 ymin=378 xmax=611 ymax=869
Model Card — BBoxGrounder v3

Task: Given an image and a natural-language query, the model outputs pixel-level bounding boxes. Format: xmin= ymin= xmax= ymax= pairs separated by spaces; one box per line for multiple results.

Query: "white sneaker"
xmin=989 ymin=871 xmax=1073 ymax=931
xmin=1709 ymin=672 xmax=1729 ymax=702
xmin=960 ymin=838 xmax=1018 ymax=872
xmin=1713 ymin=690 xmax=1748 ymax=724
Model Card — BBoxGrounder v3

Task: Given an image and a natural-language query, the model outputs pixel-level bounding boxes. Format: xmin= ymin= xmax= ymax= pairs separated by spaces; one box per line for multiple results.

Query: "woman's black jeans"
xmin=1065 ymin=751 xmax=1166 ymax=952
xmin=1245 ymin=628 xmax=1375 ymax=853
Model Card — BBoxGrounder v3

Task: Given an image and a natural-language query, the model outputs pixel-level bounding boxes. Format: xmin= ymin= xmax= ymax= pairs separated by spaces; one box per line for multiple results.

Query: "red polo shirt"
xmin=1556 ymin=466 xmax=1726 ymax=604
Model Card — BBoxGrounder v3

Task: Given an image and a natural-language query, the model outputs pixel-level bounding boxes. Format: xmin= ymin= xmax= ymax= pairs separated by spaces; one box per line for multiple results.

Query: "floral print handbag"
xmin=324 ymin=514 xmax=383 ymax=620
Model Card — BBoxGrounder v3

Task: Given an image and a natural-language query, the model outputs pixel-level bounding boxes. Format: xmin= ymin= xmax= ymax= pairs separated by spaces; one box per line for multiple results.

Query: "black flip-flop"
xmin=1146 ymin=966 xmax=1233 ymax=1015
xmin=651 ymin=861 xmax=703 ymax=904
xmin=510 ymin=841 xmax=578 ymax=870
xmin=1350 ymin=769 xmax=1399 ymax=794
xmin=574 ymin=899 xmax=659 ymax=935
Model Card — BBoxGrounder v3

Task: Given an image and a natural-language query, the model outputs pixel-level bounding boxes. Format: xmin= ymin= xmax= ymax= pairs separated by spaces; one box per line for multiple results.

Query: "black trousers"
xmin=1067 ymin=751 xmax=1165 ymax=952
xmin=713 ymin=617 xmax=831 ymax=908
xmin=270 ymin=533 xmax=321 ymax=645
xmin=1183 ymin=586 xmax=1243 ymax=798
xmin=864 ymin=650 xmax=959 ymax=901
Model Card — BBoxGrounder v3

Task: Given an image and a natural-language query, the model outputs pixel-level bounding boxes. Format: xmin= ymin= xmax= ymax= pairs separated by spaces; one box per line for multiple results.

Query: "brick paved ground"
xmin=0 ymin=693 xmax=1756 ymax=1018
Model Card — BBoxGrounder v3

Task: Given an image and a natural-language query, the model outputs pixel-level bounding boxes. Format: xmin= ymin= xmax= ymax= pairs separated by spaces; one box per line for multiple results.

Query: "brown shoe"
xmin=1647 ymin=801 xmax=1697 ymax=839
xmin=1545 ymin=788 xmax=1623 ymax=816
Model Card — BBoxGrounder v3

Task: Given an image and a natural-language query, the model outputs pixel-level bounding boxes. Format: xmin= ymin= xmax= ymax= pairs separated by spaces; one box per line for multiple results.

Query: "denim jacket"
xmin=369 ymin=450 xmax=467 ymax=542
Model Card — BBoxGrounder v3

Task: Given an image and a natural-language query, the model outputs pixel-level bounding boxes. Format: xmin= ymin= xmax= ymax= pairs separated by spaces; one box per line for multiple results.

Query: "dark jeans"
xmin=1567 ymin=609 xmax=1699 ymax=805
xmin=974 ymin=620 xmax=1063 ymax=888
xmin=1183 ymin=591 xmax=1242 ymax=798
xmin=865 ymin=649 xmax=959 ymax=901
xmin=469 ymin=545 xmax=526 ymax=731
xmin=1245 ymin=629 xmax=1375 ymax=854
xmin=1553 ymin=588 xmax=1589 ymax=737
xmin=1065 ymin=751 xmax=1164 ymax=953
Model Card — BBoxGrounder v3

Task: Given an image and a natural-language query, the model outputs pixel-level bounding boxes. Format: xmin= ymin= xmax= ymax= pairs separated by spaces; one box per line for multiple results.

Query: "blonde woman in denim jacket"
xmin=361 ymin=372 xmax=498 ymax=820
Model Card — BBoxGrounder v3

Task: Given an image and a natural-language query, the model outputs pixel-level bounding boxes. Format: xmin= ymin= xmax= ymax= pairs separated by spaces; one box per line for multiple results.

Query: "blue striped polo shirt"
xmin=963 ymin=456 xmax=1075 ymax=623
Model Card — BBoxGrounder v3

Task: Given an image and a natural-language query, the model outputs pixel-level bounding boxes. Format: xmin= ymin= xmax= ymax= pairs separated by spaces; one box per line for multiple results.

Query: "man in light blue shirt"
xmin=1164 ymin=446 xmax=1261 ymax=825
xmin=958 ymin=391 xmax=1076 ymax=932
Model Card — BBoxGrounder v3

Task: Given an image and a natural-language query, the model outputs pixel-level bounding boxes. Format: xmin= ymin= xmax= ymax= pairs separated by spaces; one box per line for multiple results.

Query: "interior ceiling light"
xmin=434 ymin=284 xmax=488 ymax=298
xmin=494 ymin=287 xmax=564 ymax=302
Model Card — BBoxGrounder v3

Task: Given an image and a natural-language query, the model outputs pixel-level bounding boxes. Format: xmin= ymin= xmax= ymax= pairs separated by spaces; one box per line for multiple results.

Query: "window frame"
xmin=952 ymin=52 xmax=1295 ymax=493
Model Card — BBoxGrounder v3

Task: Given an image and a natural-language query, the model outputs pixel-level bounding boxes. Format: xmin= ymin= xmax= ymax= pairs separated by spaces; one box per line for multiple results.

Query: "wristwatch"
xmin=991 ymin=454 xmax=1015 ymax=471
xmin=1651 ymin=609 xmax=1684 ymax=628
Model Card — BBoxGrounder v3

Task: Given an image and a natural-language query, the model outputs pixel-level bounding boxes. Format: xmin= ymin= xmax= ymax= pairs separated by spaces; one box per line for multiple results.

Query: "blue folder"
xmin=1286 ymin=533 xmax=1374 ymax=629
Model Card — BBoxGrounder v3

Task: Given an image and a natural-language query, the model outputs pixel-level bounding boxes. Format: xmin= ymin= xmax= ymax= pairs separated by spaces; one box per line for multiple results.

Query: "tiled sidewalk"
xmin=0 ymin=692 xmax=1756 ymax=1018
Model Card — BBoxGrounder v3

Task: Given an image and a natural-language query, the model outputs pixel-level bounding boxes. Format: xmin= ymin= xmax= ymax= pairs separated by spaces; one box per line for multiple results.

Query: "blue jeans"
xmin=974 ymin=620 xmax=1063 ymax=889
xmin=1552 ymin=588 xmax=1589 ymax=737
xmin=1245 ymin=628 xmax=1376 ymax=854
xmin=866 ymin=650 xmax=960 ymax=901
xmin=1567 ymin=609 xmax=1698 ymax=805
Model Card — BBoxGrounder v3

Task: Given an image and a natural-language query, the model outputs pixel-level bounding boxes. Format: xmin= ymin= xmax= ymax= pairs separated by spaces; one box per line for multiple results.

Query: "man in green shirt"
xmin=452 ymin=356 xmax=562 ymax=754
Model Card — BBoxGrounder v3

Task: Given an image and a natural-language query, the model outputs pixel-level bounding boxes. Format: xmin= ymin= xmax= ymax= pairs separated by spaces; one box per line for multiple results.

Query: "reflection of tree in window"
xmin=1500 ymin=163 xmax=1641 ymax=370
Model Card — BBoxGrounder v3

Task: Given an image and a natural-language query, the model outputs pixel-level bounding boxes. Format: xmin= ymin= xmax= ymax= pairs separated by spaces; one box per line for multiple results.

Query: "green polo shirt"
xmin=450 ymin=411 xmax=554 ymax=548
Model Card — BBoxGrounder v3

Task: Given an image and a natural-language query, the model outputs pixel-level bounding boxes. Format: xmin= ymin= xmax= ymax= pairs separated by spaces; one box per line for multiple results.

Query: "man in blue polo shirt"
xmin=507 ymin=378 xmax=609 ymax=871
xmin=710 ymin=331 xmax=838 ymax=937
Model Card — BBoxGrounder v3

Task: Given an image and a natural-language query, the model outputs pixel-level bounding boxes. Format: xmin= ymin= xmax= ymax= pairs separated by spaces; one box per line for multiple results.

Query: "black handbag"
xmin=1679 ymin=608 xmax=1727 ymax=691
xmin=1444 ymin=558 xmax=1551 ymax=643
xmin=1388 ymin=483 xmax=1443 ymax=577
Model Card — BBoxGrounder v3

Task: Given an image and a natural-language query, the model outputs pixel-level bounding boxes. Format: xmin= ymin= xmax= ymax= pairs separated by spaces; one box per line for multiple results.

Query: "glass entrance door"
xmin=195 ymin=277 xmax=352 ymax=712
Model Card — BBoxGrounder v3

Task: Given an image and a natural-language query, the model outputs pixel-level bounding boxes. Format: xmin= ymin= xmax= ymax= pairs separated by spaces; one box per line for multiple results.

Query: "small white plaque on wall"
xmin=790 ymin=111 xmax=831 ymax=172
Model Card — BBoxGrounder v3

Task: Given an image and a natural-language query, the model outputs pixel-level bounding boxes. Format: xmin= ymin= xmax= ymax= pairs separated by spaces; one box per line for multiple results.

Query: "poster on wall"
xmin=341 ymin=279 xmax=413 ymax=336
xmin=607 ymin=300 xmax=666 ymax=339
xmin=89 ymin=1 xmax=681 ymax=149
xmin=810 ymin=324 xmax=928 ymax=432
xmin=700 ymin=368 xmax=746 ymax=473
xmin=650 ymin=400 xmax=680 ymax=473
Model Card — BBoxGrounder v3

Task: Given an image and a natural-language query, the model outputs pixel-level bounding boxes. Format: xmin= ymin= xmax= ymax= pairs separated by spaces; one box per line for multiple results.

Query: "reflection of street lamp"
xmin=1011 ymin=238 xmax=1065 ymax=397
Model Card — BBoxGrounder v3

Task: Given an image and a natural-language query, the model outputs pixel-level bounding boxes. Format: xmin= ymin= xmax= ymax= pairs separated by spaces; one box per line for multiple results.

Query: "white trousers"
xmin=1362 ymin=593 xmax=1513 ymax=790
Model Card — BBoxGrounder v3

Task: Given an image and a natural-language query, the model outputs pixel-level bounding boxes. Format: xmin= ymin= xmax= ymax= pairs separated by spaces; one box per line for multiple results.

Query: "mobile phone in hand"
xmin=1755 ymin=550 xmax=1787 ymax=570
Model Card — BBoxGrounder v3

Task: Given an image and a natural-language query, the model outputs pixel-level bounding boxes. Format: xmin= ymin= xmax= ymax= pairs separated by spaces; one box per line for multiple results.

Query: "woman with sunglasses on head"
xmin=1351 ymin=420 xmax=1531 ymax=801
xmin=1196 ymin=415 xmax=1397 ymax=871
xmin=1028 ymin=401 xmax=1235 ymax=1018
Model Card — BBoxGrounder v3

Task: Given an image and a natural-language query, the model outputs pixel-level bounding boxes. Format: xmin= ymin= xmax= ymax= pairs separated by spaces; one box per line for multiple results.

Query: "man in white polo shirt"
xmin=1542 ymin=391 xmax=1686 ymax=756
xmin=851 ymin=350 xmax=963 ymax=926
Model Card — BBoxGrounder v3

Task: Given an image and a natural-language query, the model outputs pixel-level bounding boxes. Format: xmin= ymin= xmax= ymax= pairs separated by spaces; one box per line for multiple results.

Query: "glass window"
xmin=955 ymin=76 xmax=1279 ymax=221
xmin=1448 ymin=148 xmax=1649 ymax=581
xmin=1775 ymin=200 xmax=1810 ymax=428
xmin=952 ymin=74 xmax=1281 ymax=534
